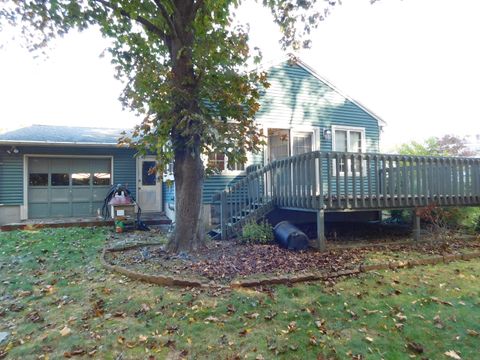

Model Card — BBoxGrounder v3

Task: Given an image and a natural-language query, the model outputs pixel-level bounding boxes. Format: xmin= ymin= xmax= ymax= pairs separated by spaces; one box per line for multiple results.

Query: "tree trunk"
xmin=167 ymin=145 xmax=205 ymax=253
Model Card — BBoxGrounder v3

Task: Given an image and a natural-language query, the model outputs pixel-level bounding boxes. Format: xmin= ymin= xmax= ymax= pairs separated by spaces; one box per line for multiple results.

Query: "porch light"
xmin=6 ymin=146 xmax=19 ymax=155
xmin=322 ymin=129 xmax=332 ymax=140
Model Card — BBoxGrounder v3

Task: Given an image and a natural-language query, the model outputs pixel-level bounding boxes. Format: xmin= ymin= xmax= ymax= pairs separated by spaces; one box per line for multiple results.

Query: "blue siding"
xmin=0 ymin=146 xmax=137 ymax=206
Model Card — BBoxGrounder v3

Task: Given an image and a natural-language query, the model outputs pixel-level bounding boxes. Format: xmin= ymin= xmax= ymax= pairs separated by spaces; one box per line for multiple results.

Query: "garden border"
xmin=100 ymin=242 xmax=480 ymax=289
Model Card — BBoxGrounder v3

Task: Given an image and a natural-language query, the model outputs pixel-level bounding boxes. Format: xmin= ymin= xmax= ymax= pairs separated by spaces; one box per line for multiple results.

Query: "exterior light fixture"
xmin=6 ymin=146 xmax=19 ymax=155
xmin=322 ymin=128 xmax=332 ymax=140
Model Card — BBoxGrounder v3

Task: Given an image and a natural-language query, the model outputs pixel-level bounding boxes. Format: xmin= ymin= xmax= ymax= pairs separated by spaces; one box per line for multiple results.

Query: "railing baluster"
xmin=381 ymin=155 xmax=388 ymax=208
xmin=352 ymin=154 xmax=357 ymax=208
xmin=465 ymin=159 xmax=471 ymax=204
xmin=367 ymin=154 xmax=373 ymax=208
xmin=335 ymin=153 xmax=341 ymax=209
xmin=360 ymin=154 xmax=365 ymax=208
xmin=327 ymin=153 xmax=332 ymax=209
xmin=344 ymin=153 xmax=349 ymax=209
xmin=375 ymin=155 xmax=380 ymax=208
xmin=459 ymin=159 xmax=465 ymax=205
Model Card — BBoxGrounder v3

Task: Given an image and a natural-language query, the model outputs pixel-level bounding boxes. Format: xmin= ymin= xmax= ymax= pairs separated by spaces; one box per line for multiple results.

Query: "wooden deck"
xmin=214 ymin=151 xmax=480 ymax=245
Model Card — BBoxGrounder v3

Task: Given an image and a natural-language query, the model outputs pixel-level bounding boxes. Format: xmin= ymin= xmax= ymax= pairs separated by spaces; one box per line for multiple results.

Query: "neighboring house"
xmin=0 ymin=58 xmax=384 ymax=226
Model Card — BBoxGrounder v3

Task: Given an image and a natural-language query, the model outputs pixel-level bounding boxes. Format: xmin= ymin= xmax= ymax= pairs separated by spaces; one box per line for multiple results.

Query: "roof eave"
xmin=0 ymin=140 xmax=126 ymax=148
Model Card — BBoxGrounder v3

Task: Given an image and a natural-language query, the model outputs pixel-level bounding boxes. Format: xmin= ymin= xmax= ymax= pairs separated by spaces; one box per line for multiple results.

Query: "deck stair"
xmin=211 ymin=150 xmax=480 ymax=243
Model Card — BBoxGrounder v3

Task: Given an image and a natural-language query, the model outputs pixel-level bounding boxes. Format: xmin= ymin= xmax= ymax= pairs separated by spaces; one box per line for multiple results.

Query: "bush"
xmin=241 ymin=220 xmax=274 ymax=244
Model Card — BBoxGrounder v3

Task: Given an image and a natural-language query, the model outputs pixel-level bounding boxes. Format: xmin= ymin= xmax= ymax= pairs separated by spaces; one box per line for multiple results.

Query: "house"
xmin=0 ymin=58 xmax=385 ymax=226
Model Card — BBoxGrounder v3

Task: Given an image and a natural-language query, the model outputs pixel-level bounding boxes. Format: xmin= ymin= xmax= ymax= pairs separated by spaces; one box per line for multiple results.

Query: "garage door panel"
xmin=50 ymin=203 xmax=71 ymax=217
xmin=51 ymin=188 xmax=70 ymax=202
xmin=72 ymin=202 xmax=91 ymax=217
xmin=29 ymin=203 xmax=49 ymax=218
xmin=92 ymin=187 xmax=110 ymax=201
xmin=29 ymin=158 xmax=49 ymax=173
xmin=28 ymin=188 xmax=48 ymax=203
xmin=71 ymin=159 xmax=91 ymax=172
xmin=72 ymin=187 xmax=91 ymax=201
xmin=50 ymin=158 xmax=71 ymax=172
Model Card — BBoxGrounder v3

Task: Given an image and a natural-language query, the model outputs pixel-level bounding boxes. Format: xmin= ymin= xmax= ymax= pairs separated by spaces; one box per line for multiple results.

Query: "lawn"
xmin=1 ymin=228 xmax=479 ymax=359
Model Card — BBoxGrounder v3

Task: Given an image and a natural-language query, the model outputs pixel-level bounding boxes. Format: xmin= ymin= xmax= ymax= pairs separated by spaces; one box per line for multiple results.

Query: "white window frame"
xmin=204 ymin=152 xmax=251 ymax=175
xmin=331 ymin=125 xmax=366 ymax=177
xmin=264 ymin=125 xmax=320 ymax=164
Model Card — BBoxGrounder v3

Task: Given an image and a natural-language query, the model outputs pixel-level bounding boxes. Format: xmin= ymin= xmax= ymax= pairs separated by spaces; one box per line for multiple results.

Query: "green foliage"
xmin=397 ymin=134 xmax=474 ymax=157
xmin=241 ymin=220 xmax=274 ymax=244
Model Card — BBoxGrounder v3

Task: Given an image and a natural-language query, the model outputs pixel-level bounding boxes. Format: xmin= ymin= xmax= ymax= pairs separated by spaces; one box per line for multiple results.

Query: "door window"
xmin=142 ymin=161 xmax=157 ymax=186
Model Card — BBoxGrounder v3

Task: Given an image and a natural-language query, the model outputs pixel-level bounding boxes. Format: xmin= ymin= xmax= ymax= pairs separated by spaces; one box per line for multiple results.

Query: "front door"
xmin=137 ymin=157 xmax=162 ymax=212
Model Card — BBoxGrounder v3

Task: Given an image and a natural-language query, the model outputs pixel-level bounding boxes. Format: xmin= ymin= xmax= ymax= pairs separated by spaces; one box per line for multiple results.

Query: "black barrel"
xmin=273 ymin=221 xmax=309 ymax=251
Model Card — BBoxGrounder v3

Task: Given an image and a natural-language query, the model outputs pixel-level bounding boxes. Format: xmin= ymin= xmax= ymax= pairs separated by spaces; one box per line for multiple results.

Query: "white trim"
xmin=23 ymin=154 xmax=115 ymax=220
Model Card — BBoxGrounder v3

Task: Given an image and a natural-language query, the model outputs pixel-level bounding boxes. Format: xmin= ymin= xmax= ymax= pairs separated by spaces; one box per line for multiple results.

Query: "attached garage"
xmin=27 ymin=157 xmax=112 ymax=218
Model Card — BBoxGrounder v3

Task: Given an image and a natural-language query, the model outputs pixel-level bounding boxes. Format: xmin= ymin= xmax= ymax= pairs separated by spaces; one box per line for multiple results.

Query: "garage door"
xmin=28 ymin=157 xmax=112 ymax=218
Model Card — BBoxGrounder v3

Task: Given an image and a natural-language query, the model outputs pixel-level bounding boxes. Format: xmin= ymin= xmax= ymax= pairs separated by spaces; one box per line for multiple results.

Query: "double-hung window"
xmin=207 ymin=153 xmax=246 ymax=172
xmin=332 ymin=126 xmax=366 ymax=176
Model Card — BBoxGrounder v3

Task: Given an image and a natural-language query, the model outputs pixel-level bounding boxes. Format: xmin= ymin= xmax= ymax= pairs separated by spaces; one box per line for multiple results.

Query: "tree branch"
xmin=192 ymin=0 xmax=204 ymax=15
xmin=92 ymin=0 xmax=168 ymax=41
xmin=152 ymin=0 xmax=177 ymax=37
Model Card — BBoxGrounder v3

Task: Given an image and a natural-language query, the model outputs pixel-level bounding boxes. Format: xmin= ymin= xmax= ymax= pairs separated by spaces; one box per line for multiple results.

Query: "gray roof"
xmin=0 ymin=124 xmax=129 ymax=145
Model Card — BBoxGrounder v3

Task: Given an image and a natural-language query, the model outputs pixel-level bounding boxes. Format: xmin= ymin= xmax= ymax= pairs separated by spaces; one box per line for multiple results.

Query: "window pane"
xmin=51 ymin=173 xmax=69 ymax=186
xmin=268 ymin=129 xmax=290 ymax=161
xmin=228 ymin=161 xmax=245 ymax=171
xmin=72 ymin=173 xmax=91 ymax=186
xmin=29 ymin=173 xmax=48 ymax=186
xmin=93 ymin=173 xmax=111 ymax=186
xmin=208 ymin=153 xmax=225 ymax=171
xmin=293 ymin=132 xmax=313 ymax=155
xmin=142 ymin=161 xmax=157 ymax=185
xmin=334 ymin=130 xmax=347 ymax=152
xmin=349 ymin=131 xmax=362 ymax=153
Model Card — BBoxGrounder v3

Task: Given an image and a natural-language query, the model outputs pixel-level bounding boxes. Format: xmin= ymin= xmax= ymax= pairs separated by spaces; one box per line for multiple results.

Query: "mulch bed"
xmin=104 ymin=235 xmax=480 ymax=284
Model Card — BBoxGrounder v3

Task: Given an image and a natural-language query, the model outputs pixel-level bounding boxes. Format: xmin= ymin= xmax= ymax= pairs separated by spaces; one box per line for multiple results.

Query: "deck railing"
xmin=215 ymin=151 xmax=480 ymax=238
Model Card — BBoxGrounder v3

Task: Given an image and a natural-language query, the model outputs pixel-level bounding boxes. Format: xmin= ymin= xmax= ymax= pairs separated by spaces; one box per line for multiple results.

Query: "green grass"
xmin=1 ymin=228 xmax=479 ymax=359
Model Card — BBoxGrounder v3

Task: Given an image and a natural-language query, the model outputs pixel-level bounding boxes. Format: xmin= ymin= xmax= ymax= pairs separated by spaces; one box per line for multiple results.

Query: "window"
xmin=72 ymin=173 xmax=91 ymax=186
xmin=208 ymin=153 xmax=246 ymax=172
xmin=29 ymin=173 xmax=48 ymax=186
xmin=51 ymin=173 xmax=69 ymax=186
xmin=142 ymin=161 xmax=157 ymax=186
xmin=93 ymin=173 xmax=111 ymax=186
xmin=208 ymin=153 xmax=226 ymax=171
xmin=332 ymin=127 xmax=365 ymax=176
xmin=292 ymin=132 xmax=313 ymax=155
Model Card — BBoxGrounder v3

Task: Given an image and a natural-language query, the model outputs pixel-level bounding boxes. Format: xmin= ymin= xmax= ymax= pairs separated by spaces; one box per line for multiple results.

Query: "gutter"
xmin=0 ymin=140 xmax=127 ymax=148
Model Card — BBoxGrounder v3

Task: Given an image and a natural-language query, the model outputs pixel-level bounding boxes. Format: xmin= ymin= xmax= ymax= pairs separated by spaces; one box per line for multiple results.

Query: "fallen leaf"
xmin=466 ymin=329 xmax=479 ymax=337
xmin=407 ymin=342 xmax=424 ymax=354
xmin=444 ymin=350 xmax=461 ymax=359
xmin=59 ymin=326 xmax=71 ymax=337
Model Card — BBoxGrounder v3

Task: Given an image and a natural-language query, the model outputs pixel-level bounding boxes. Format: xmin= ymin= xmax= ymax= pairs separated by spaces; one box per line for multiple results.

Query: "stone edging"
xmin=100 ymin=244 xmax=480 ymax=289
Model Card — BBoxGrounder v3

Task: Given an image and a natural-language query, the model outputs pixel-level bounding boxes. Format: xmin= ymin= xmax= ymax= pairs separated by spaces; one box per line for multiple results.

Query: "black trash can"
xmin=273 ymin=221 xmax=309 ymax=251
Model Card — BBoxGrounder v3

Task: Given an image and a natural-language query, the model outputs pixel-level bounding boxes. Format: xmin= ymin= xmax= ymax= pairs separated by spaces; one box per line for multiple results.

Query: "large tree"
xmin=1 ymin=0 xmax=341 ymax=252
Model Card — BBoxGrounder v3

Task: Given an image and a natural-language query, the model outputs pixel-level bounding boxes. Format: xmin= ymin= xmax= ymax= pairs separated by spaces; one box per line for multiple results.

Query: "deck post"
xmin=316 ymin=209 xmax=326 ymax=252
xmin=220 ymin=191 xmax=227 ymax=240
xmin=413 ymin=211 xmax=421 ymax=241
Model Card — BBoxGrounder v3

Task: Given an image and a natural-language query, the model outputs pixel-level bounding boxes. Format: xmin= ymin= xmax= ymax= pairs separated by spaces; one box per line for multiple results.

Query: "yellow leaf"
xmin=445 ymin=350 xmax=462 ymax=360
xmin=59 ymin=326 xmax=71 ymax=337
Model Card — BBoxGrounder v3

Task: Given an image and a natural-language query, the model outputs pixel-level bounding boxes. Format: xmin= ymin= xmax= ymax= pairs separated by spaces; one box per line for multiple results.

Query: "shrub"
xmin=241 ymin=220 xmax=274 ymax=244
xmin=416 ymin=204 xmax=462 ymax=239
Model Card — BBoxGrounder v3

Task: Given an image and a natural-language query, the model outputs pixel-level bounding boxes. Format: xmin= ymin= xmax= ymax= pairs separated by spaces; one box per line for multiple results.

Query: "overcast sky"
xmin=0 ymin=0 xmax=479 ymax=151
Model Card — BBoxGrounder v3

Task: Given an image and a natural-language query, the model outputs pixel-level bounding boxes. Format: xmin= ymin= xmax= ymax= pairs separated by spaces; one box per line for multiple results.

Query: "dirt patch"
xmin=104 ymin=233 xmax=480 ymax=284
